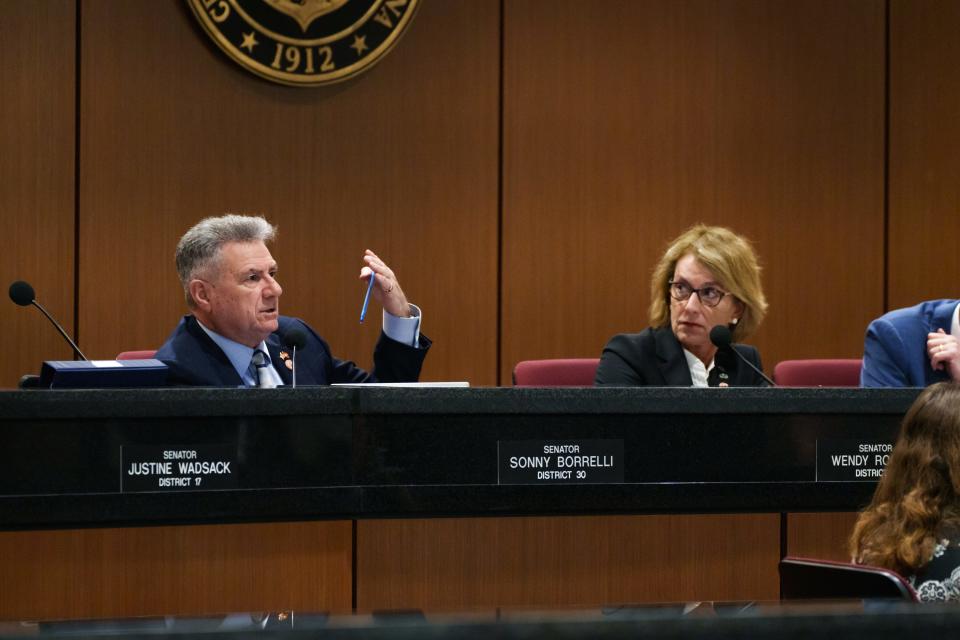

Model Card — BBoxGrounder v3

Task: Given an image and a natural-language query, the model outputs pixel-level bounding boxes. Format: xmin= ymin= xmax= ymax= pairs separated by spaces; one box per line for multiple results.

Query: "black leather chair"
xmin=780 ymin=556 xmax=918 ymax=601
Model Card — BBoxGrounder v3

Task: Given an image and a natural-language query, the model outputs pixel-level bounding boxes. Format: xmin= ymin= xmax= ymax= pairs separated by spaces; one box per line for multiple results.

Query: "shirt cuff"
xmin=383 ymin=303 xmax=421 ymax=347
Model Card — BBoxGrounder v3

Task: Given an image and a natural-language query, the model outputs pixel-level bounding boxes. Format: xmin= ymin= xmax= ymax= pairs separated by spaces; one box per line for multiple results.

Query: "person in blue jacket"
xmin=156 ymin=214 xmax=430 ymax=386
xmin=861 ymin=299 xmax=960 ymax=387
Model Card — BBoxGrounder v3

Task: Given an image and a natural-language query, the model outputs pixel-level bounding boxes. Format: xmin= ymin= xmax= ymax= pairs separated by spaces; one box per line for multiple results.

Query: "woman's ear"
xmin=731 ymin=299 xmax=745 ymax=325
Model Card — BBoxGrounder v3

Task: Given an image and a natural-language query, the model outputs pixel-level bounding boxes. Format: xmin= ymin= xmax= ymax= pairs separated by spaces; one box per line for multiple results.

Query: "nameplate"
xmin=121 ymin=445 xmax=238 ymax=492
xmin=40 ymin=359 xmax=168 ymax=388
xmin=498 ymin=439 xmax=624 ymax=485
xmin=816 ymin=438 xmax=893 ymax=482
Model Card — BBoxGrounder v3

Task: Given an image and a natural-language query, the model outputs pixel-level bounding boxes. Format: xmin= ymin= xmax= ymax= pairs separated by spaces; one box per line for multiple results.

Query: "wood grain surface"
xmin=0 ymin=521 xmax=352 ymax=620
xmin=0 ymin=1 xmax=76 ymax=388
xmin=356 ymin=515 xmax=781 ymax=610
xmin=888 ymin=0 xmax=960 ymax=308
xmin=76 ymin=0 xmax=499 ymax=384
xmin=785 ymin=512 xmax=860 ymax=562
xmin=501 ymin=0 xmax=885 ymax=382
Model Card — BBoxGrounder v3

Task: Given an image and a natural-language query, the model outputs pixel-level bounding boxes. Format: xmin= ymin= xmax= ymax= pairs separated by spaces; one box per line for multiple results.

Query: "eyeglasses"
xmin=668 ymin=281 xmax=729 ymax=308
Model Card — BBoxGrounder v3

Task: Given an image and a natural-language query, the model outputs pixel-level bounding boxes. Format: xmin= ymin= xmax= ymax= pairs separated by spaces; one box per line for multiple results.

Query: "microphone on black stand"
xmin=709 ymin=324 xmax=775 ymax=387
xmin=9 ymin=280 xmax=87 ymax=361
xmin=282 ymin=328 xmax=307 ymax=388
xmin=708 ymin=346 xmax=736 ymax=387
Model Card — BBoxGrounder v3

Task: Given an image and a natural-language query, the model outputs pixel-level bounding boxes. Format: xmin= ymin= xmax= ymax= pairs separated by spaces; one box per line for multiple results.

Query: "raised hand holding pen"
xmin=359 ymin=249 xmax=411 ymax=319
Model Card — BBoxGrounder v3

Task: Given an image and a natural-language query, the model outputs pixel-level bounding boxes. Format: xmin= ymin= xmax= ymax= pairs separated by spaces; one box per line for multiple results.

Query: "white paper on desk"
xmin=90 ymin=360 xmax=124 ymax=368
xmin=331 ymin=381 xmax=470 ymax=388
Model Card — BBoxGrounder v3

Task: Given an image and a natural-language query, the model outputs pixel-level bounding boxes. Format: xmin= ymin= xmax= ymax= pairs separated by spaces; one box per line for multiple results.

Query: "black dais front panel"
xmin=0 ymin=387 xmax=918 ymax=529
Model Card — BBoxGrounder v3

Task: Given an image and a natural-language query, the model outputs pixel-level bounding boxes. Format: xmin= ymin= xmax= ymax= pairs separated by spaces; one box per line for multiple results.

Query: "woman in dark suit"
xmin=595 ymin=224 xmax=768 ymax=387
xmin=850 ymin=382 xmax=960 ymax=602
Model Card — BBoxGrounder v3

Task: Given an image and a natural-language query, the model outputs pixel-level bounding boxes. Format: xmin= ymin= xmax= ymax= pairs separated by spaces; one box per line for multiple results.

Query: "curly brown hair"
xmin=850 ymin=382 xmax=960 ymax=575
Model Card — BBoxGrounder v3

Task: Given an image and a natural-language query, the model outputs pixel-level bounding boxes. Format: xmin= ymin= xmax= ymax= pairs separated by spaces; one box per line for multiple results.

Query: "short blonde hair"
xmin=649 ymin=224 xmax=767 ymax=342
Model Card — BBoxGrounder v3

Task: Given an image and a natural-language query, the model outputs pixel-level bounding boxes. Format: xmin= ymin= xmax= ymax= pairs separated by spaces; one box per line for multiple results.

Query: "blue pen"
xmin=359 ymin=272 xmax=375 ymax=322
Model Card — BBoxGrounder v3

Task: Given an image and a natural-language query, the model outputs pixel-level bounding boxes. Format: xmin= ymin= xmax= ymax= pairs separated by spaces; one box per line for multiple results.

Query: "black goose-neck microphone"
xmin=282 ymin=328 xmax=307 ymax=388
xmin=9 ymin=280 xmax=88 ymax=361
xmin=708 ymin=346 xmax=737 ymax=387
xmin=709 ymin=324 xmax=774 ymax=387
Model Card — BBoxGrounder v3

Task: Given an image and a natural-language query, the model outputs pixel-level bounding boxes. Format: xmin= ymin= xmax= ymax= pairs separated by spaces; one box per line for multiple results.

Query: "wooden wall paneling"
xmin=501 ymin=0 xmax=885 ymax=382
xmin=77 ymin=0 xmax=499 ymax=384
xmin=785 ymin=512 xmax=859 ymax=562
xmin=0 ymin=521 xmax=352 ymax=620
xmin=356 ymin=515 xmax=781 ymax=611
xmin=888 ymin=0 xmax=960 ymax=308
xmin=0 ymin=1 xmax=75 ymax=388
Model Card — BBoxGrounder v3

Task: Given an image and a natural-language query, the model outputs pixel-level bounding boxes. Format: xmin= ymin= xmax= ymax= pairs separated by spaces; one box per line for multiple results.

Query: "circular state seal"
xmin=187 ymin=0 xmax=420 ymax=86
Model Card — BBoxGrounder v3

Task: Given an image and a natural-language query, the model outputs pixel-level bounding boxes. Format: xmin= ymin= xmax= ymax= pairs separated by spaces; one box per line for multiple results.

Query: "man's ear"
xmin=189 ymin=279 xmax=212 ymax=311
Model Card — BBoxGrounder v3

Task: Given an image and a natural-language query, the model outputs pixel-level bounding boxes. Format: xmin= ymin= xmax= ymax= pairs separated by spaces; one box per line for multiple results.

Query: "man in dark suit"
xmin=155 ymin=215 xmax=430 ymax=386
xmin=861 ymin=299 xmax=959 ymax=387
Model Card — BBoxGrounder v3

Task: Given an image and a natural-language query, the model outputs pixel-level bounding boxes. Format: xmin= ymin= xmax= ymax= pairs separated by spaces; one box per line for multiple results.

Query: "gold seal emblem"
xmin=187 ymin=0 xmax=420 ymax=86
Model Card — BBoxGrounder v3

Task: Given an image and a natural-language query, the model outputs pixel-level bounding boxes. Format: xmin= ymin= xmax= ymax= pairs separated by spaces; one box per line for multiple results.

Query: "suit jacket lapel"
xmin=185 ymin=316 xmax=244 ymax=386
xmin=266 ymin=335 xmax=293 ymax=386
xmin=654 ymin=327 xmax=694 ymax=386
xmin=932 ymin=300 xmax=958 ymax=333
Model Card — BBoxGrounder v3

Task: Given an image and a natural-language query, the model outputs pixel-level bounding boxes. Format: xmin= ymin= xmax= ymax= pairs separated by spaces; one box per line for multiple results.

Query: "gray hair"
xmin=176 ymin=214 xmax=276 ymax=307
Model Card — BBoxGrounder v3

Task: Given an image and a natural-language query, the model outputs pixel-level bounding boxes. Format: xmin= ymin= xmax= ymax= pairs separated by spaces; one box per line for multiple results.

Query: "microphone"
xmin=282 ymin=328 xmax=307 ymax=388
xmin=708 ymin=347 xmax=736 ymax=387
xmin=709 ymin=324 xmax=775 ymax=387
xmin=9 ymin=280 xmax=88 ymax=361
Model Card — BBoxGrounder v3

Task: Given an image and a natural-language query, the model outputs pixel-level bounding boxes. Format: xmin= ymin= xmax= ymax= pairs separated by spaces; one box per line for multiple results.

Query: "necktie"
xmin=250 ymin=349 xmax=276 ymax=389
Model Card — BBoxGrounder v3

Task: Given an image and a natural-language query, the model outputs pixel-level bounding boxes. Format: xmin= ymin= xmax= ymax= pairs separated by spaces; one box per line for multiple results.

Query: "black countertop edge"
xmin=9 ymin=605 xmax=960 ymax=640
xmin=0 ymin=387 xmax=923 ymax=418
xmin=0 ymin=483 xmax=875 ymax=531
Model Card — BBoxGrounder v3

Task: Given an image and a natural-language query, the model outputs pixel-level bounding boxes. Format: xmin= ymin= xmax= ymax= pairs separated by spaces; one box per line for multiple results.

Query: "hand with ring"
xmin=927 ymin=328 xmax=960 ymax=380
